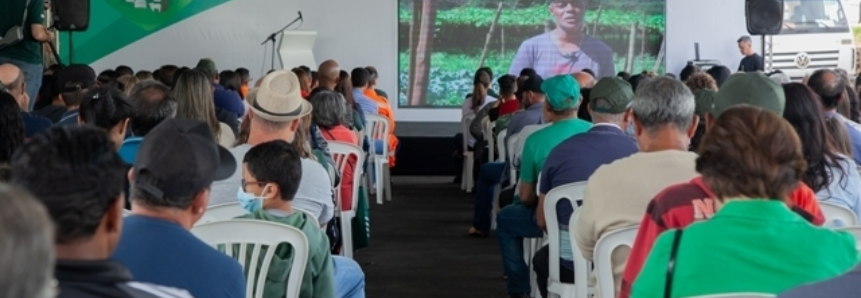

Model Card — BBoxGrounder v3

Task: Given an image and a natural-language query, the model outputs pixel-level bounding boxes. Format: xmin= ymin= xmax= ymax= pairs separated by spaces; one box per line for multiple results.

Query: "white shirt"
xmin=209 ymin=144 xmax=335 ymax=225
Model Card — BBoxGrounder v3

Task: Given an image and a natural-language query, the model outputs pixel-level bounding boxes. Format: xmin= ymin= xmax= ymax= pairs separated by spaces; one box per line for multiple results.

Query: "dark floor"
xmin=354 ymin=176 xmax=509 ymax=298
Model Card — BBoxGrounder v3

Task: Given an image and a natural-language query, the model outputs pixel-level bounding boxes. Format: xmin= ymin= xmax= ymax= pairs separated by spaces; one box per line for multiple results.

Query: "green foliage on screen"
xmin=398 ymin=6 xmax=665 ymax=31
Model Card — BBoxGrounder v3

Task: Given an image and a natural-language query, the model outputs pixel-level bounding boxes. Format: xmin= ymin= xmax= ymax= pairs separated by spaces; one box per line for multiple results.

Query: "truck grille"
xmin=769 ymin=50 xmax=840 ymax=72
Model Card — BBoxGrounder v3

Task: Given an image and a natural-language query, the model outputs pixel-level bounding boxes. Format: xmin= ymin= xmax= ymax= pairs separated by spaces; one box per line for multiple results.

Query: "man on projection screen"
xmin=509 ymin=0 xmax=615 ymax=79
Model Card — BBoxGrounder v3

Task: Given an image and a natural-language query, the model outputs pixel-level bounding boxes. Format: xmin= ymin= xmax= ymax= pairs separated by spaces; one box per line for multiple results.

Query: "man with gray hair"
xmin=574 ymin=76 xmax=700 ymax=297
xmin=0 ymin=184 xmax=55 ymax=298
xmin=119 ymin=80 xmax=177 ymax=164
xmin=737 ymin=35 xmax=764 ymax=72
xmin=0 ymin=63 xmax=51 ymax=137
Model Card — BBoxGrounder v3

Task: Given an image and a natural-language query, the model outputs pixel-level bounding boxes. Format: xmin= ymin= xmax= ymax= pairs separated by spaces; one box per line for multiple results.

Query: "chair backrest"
xmin=497 ymin=129 xmax=508 ymax=162
xmin=364 ymin=114 xmax=390 ymax=156
xmin=819 ymin=201 xmax=858 ymax=227
xmin=568 ymin=209 xmax=593 ymax=298
xmin=682 ymin=294 xmax=775 ymax=298
xmin=545 ymin=182 xmax=588 ymax=288
xmin=327 ymin=141 xmax=365 ymax=214
xmin=192 ymin=219 xmax=309 ymax=298
xmin=594 ymin=225 xmax=639 ymax=298
xmin=462 ymin=113 xmax=476 ymax=151
xmin=199 ymin=202 xmax=247 ymax=225
xmin=123 ymin=209 xmax=131 ymax=217
xmin=836 ymin=226 xmax=861 ymax=250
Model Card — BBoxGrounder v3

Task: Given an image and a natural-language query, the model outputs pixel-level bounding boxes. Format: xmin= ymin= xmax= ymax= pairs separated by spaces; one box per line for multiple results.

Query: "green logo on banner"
xmin=104 ymin=0 xmax=195 ymax=30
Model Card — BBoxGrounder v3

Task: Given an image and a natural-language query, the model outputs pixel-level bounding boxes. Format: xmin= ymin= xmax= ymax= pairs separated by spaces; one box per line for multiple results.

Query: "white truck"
xmin=768 ymin=0 xmax=856 ymax=80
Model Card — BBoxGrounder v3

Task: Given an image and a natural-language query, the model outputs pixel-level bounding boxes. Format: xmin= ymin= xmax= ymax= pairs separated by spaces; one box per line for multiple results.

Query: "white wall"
xmin=91 ymin=0 xmax=401 ymax=117
xmin=665 ymin=0 xmax=758 ymax=75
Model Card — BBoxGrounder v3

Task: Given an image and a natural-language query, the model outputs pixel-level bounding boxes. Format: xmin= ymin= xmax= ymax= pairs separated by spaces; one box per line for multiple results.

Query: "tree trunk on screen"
xmin=406 ymin=0 xmax=422 ymax=105
xmin=640 ymin=13 xmax=646 ymax=56
xmin=479 ymin=2 xmax=504 ymax=69
xmin=592 ymin=4 xmax=603 ymax=35
xmin=409 ymin=0 xmax=436 ymax=106
xmin=652 ymin=36 xmax=666 ymax=72
xmin=625 ymin=21 xmax=638 ymax=72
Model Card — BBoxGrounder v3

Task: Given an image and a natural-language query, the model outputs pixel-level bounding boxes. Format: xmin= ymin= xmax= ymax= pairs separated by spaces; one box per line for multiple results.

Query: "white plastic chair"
xmin=198 ymin=202 xmax=246 ymax=225
xmin=819 ymin=201 xmax=858 ymax=227
xmin=544 ymin=182 xmax=588 ymax=298
xmin=836 ymin=226 xmax=861 ymax=251
xmin=484 ymin=119 xmax=496 ymax=162
xmin=682 ymin=294 xmax=775 ymax=298
xmin=192 ymin=219 xmax=309 ymax=298
xmin=123 ymin=209 xmax=131 ymax=217
xmin=328 ymin=141 xmax=365 ymax=259
xmin=594 ymin=225 xmax=639 ymax=298
xmin=524 ymin=173 xmax=546 ymax=298
xmin=497 ymin=129 xmax=508 ymax=163
xmin=461 ymin=113 xmax=476 ymax=193
xmin=569 ymin=210 xmax=594 ymax=298
xmin=364 ymin=114 xmax=392 ymax=205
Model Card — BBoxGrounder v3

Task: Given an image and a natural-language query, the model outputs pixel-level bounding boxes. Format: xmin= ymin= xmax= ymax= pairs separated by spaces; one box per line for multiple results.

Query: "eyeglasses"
xmin=241 ymin=179 xmax=266 ymax=191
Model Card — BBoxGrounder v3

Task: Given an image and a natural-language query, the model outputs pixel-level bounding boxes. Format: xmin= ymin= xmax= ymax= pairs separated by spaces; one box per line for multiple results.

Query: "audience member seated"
xmin=77 ymin=86 xmax=133 ymax=150
xmin=706 ymin=65 xmax=731 ymax=87
xmin=364 ymin=66 xmax=398 ymax=166
xmin=532 ymin=77 xmax=639 ymax=298
xmin=573 ymin=77 xmax=700 ymax=298
xmin=311 ymin=91 xmax=359 ymax=210
xmin=292 ymin=68 xmax=313 ymax=98
xmin=782 ymin=83 xmax=861 ymax=222
xmin=173 ymin=69 xmax=236 ymax=147
xmin=135 ymin=70 xmax=154 ymax=82
xmin=115 ymin=65 xmax=134 ymax=77
xmin=116 ymin=74 xmax=140 ymax=96
xmin=97 ymin=70 xmax=121 ymax=88
xmin=112 ymin=119 xmax=245 ymax=298
xmin=34 ymin=75 xmax=66 ymax=122
xmin=0 ymin=184 xmax=55 ymax=298
xmin=235 ymin=67 xmax=251 ymax=99
xmin=156 ymin=65 xmax=178 ymax=88
xmin=807 ymin=69 xmax=861 ymax=165
xmin=0 ymin=63 xmax=51 ymax=136
xmin=119 ymin=81 xmax=177 ymax=164
xmin=826 ymin=115 xmax=854 ymax=157
xmin=54 ymin=64 xmax=97 ymax=126
xmin=573 ymin=72 xmax=596 ymax=89
xmin=493 ymin=74 xmax=521 ymax=125
xmin=684 ymin=72 xmax=718 ymax=92
xmin=0 ymin=92 xmax=24 ymax=167
xmin=210 ymin=70 xmax=334 ymax=225
xmin=196 ymin=58 xmax=245 ymax=117
xmin=13 ymin=125 xmax=193 ymax=298
xmin=689 ymin=89 xmax=715 ymax=151
xmin=238 ymin=140 xmax=365 ymax=298
xmin=679 ymin=63 xmax=700 ymax=82
xmin=619 ymin=72 xmax=826 ymax=298
xmin=350 ymin=68 xmax=380 ymax=116
xmin=462 ymin=70 xmax=498 ymax=118
xmin=496 ymin=75 xmax=592 ymax=298
xmin=631 ymin=106 xmax=859 ymax=298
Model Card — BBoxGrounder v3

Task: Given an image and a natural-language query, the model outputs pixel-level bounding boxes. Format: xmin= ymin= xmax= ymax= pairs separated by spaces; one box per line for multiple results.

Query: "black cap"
xmin=57 ymin=64 xmax=96 ymax=93
xmin=134 ymin=119 xmax=236 ymax=199
xmin=516 ymin=75 xmax=544 ymax=98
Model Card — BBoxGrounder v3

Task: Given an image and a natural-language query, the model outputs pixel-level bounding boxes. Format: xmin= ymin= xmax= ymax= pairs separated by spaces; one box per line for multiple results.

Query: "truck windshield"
xmin=782 ymin=0 xmax=850 ymax=34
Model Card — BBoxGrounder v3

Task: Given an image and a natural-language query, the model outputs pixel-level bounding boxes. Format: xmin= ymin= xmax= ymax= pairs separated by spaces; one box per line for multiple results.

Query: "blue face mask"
xmin=237 ymin=186 xmax=268 ymax=213
xmin=625 ymin=122 xmax=637 ymax=137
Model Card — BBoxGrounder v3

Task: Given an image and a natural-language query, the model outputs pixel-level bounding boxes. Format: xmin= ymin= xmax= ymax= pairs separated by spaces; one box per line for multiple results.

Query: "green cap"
xmin=713 ymin=72 xmax=785 ymax=116
xmin=195 ymin=58 xmax=218 ymax=78
xmin=542 ymin=75 xmax=581 ymax=111
xmin=693 ymin=89 xmax=716 ymax=119
xmin=589 ymin=77 xmax=633 ymax=114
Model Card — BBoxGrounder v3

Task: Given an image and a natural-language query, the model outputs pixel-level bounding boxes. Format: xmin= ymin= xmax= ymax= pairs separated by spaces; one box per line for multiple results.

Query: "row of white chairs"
xmin=537 ymin=183 xmax=861 ymax=298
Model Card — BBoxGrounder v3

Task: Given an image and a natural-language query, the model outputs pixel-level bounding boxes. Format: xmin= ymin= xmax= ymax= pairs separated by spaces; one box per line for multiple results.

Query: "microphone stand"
xmin=260 ymin=13 xmax=302 ymax=71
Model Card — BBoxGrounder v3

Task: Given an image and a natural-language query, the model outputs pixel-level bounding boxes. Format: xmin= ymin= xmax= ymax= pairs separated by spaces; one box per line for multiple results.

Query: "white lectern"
xmin=277 ymin=30 xmax=317 ymax=70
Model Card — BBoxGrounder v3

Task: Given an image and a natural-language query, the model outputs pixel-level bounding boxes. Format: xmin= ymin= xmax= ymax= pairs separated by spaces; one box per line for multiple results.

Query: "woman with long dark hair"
xmin=335 ymin=70 xmax=364 ymax=131
xmin=219 ymin=70 xmax=242 ymax=93
xmin=783 ymin=83 xmax=861 ymax=222
xmin=0 ymin=92 xmax=24 ymax=164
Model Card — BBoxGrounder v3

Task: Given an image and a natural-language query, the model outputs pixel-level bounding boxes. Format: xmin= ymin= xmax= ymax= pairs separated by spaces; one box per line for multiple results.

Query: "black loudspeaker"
xmin=746 ymin=0 xmax=784 ymax=35
xmin=51 ymin=0 xmax=90 ymax=31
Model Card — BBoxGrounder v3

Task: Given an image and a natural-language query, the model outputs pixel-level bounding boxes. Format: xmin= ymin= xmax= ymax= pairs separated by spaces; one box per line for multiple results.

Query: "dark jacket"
xmin=56 ymin=259 xmax=193 ymax=298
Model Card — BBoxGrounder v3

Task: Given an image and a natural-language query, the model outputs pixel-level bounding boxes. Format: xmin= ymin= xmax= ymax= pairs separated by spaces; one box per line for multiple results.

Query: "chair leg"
xmin=375 ymin=161 xmax=384 ymax=205
xmin=461 ymin=157 xmax=468 ymax=191
xmin=465 ymin=155 xmax=474 ymax=193
xmin=384 ymin=164 xmax=392 ymax=202
xmin=341 ymin=215 xmax=353 ymax=259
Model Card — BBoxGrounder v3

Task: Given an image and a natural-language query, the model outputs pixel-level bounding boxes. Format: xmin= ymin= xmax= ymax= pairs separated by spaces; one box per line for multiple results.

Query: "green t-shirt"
xmin=632 ymin=200 xmax=859 ymax=298
xmin=519 ymin=117 xmax=592 ymax=185
xmin=0 ymin=0 xmax=46 ymax=64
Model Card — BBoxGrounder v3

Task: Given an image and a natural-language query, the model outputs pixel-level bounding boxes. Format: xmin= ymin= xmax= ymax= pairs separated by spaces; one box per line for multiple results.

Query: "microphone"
xmin=298 ymin=11 xmax=303 ymax=21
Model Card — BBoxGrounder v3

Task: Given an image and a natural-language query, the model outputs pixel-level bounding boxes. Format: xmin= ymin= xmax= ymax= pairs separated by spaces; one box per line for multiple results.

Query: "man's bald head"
xmin=0 ymin=64 xmax=23 ymax=93
xmin=573 ymin=72 xmax=596 ymax=89
xmin=318 ymin=60 xmax=340 ymax=88
xmin=807 ymin=69 xmax=844 ymax=110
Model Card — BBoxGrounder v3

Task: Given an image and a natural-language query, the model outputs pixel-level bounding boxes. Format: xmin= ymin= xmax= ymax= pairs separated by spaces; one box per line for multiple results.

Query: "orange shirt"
xmin=364 ymin=89 xmax=399 ymax=167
